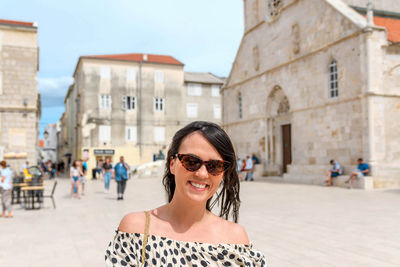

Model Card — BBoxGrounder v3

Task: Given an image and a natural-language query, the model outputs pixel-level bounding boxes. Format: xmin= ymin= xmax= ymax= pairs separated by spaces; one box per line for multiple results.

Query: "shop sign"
xmin=94 ymin=149 xmax=115 ymax=155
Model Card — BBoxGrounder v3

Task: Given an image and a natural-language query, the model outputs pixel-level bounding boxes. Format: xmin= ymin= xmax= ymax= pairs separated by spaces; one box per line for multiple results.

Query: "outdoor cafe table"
xmin=21 ymin=185 xmax=44 ymax=210
xmin=11 ymin=183 xmax=28 ymax=204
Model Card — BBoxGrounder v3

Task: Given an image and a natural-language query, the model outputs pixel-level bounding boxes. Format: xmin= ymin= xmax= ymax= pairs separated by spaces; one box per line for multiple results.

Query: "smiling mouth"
xmin=189 ymin=181 xmax=208 ymax=190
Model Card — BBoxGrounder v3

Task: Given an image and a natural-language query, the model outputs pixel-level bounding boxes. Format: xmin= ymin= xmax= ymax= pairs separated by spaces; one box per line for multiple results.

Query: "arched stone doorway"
xmin=265 ymin=85 xmax=292 ymax=175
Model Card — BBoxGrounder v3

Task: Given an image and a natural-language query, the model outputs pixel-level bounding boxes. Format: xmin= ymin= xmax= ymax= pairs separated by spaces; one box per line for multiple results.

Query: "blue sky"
xmin=1 ymin=0 xmax=244 ymax=137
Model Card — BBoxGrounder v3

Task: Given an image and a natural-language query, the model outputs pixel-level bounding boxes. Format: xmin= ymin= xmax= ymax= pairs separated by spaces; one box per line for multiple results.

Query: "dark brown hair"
xmin=0 ymin=161 xmax=6 ymax=168
xmin=162 ymin=121 xmax=241 ymax=222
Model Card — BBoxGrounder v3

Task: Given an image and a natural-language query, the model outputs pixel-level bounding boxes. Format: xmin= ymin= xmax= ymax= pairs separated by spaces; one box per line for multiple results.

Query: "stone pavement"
xmin=1 ymin=176 xmax=400 ymax=267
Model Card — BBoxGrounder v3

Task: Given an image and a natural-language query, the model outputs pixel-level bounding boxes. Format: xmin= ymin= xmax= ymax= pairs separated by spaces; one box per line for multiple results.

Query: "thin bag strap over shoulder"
xmin=141 ymin=211 xmax=151 ymax=266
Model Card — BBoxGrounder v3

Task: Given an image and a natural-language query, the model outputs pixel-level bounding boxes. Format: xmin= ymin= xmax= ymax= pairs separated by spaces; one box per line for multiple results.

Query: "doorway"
xmin=281 ymin=124 xmax=292 ymax=173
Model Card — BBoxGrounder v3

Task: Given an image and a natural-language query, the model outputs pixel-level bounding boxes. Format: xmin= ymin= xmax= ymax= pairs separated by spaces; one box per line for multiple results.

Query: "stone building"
xmin=223 ymin=0 xmax=400 ymax=188
xmin=42 ymin=123 xmax=57 ymax=162
xmin=64 ymin=53 xmax=224 ymax=175
xmin=56 ymin=112 xmax=70 ymax=169
xmin=0 ymin=19 xmax=40 ymax=172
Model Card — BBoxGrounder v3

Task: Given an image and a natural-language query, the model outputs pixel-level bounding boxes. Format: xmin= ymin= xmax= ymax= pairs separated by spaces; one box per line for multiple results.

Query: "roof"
xmin=373 ymin=16 xmax=400 ymax=43
xmin=81 ymin=53 xmax=184 ymax=66
xmin=184 ymin=72 xmax=225 ymax=85
xmin=353 ymin=7 xmax=400 ymax=43
xmin=0 ymin=19 xmax=36 ymax=28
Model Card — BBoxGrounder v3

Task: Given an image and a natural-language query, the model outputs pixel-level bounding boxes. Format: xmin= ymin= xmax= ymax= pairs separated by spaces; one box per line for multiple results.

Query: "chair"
xmin=42 ymin=181 xmax=57 ymax=209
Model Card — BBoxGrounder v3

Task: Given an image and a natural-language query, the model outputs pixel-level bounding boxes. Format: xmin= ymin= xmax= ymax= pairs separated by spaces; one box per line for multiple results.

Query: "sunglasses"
xmin=175 ymin=154 xmax=230 ymax=176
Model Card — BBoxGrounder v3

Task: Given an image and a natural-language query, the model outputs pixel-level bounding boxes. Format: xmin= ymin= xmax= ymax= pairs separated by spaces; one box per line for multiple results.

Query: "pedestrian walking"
xmin=105 ymin=121 xmax=266 ymax=266
xmin=244 ymin=155 xmax=254 ymax=181
xmin=114 ymin=156 xmax=130 ymax=200
xmin=80 ymin=159 xmax=87 ymax=195
xmin=70 ymin=160 xmax=82 ymax=199
xmin=0 ymin=161 xmax=13 ymax=218
xmin=102 ymin=158 xmax=113 ymax=193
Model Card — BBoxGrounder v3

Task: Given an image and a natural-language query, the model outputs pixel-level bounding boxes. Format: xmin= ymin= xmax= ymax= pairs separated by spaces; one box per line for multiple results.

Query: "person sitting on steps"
xmin=325 ymin=159 xmax=342 ymax=186
xmin=345 ymin=158 xmax=369 ymax=189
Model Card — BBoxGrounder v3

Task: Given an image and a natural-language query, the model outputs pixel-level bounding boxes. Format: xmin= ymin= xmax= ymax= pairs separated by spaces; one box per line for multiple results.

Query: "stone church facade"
xmin=223 ymin=0 xmax=400 ymax=188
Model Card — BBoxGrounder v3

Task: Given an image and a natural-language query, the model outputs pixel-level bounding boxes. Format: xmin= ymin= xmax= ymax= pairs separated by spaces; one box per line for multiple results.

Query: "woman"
xmin=102 ymin=158 xmax=113 ymax=193
xmin=105 ymin=121 xmax=266 ymax=266
xmin=0 ymin=161 xmax=13 ymax=218
xmin=70 ymin=160 xmax=82 ymax=199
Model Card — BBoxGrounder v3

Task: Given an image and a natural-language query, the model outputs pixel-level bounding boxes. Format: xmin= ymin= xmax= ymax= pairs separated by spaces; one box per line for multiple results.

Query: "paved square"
xmin=1 ymin=176 xmax=399 ymax=266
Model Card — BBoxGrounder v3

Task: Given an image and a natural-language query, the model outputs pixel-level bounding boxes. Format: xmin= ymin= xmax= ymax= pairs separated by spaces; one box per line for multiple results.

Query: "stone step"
xmin=282 ymin=173 xmax=374 ymax=190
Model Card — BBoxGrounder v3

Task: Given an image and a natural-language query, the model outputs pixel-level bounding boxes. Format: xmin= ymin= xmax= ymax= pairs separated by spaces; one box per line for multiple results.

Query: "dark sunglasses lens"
xmin=206 ymin=160 xmax=225 ymax=175
xmin=181 ymin=155 xmax=202 ymax=171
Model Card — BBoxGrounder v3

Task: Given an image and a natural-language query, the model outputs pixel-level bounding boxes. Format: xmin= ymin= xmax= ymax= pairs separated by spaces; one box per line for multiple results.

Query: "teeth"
xmin=190 ymin=182 xmax=206 ymax=189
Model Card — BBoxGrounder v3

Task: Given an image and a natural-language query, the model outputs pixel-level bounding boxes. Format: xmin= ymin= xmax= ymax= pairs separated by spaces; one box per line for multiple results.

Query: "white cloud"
xmin=38 ymin=76 xmax=74 ymax=97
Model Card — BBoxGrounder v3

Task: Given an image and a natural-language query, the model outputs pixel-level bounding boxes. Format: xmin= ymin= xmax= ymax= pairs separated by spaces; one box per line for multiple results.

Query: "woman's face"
xmin=170 ymin=131 xmax=224 ymax=204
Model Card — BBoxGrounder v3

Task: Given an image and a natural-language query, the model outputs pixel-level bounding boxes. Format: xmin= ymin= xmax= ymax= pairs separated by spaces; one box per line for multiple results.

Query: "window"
xmin=186 ymin=103 xmax=198 ymax=118
xmin=187 ymin=83 xmax=202 ymax=96
xmin=154 ymin=98 xmax=165 ymax=112
xmin=125 ymin=126 xmax=137 ymax=142
xmin=211 ymin=85 xmax=220 ymax=97
xmin=154 ymin=127 xmax=165 ymax=142
xmin=238 ymin=92 xmax=243 ymax=119
xmin=100 ymin=66 xmax=110 ymax=79
xmin=99 ymin=94 xmax=111 ymax=109
xmin=126 ymin=68 xmax=136 ymax=81
xmin=329 ymin=60 xmax=339 ymax=98
xmin=122 ymin=96 xmax=136 ymax=110
xmin=99 ymin=125 xmax=111 ymax=142
xmin=154 ymin=70 xmax=164 ymax=83
xmin=213 ymin=104 xmax=221 ymax=119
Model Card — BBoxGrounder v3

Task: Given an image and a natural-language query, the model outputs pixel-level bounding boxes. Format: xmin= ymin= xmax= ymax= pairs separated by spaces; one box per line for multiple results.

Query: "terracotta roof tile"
xmin=373 ymin=16 xmax=400 ymax=43
xmin=0 ymin=19 xmax=35 ymax=27
xmin=83 ymin=53 xmax=184 ymax=66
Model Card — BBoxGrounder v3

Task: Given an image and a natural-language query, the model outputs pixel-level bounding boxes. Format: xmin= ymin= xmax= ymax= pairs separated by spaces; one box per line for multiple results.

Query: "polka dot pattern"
xmin=105 ymin=230 xmax=266 ymax=266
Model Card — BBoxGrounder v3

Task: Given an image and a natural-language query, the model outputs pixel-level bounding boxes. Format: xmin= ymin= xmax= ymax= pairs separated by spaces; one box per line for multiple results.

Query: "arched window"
xmin=329 ymin=60 xmax=338 ymax=98
xmin=238 ymin=92 xmax=243 ymax=119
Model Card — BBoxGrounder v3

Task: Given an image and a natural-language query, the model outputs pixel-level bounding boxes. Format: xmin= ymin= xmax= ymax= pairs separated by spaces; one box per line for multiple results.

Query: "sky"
xmin=0 ymin=0 xmax=244 ymax=137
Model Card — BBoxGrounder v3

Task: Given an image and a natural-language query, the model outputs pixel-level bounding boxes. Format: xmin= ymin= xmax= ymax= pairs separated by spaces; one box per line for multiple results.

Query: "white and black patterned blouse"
xmin=106 ymin=230 xmax=267 ymax=266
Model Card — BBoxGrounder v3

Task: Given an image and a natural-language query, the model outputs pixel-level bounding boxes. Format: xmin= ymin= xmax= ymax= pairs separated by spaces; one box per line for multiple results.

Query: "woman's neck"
xmin=162 ymin=195 xmax=209 ymax=233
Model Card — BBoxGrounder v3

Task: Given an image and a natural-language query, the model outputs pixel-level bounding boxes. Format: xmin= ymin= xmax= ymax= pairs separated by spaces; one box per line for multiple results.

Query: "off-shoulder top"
xmin=105 ymin=212 xmax=267 ymax=266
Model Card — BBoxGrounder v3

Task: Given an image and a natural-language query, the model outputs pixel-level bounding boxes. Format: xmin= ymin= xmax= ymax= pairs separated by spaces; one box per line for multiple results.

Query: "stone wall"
xmin=0 ymin=25 xmax=39 ymax=173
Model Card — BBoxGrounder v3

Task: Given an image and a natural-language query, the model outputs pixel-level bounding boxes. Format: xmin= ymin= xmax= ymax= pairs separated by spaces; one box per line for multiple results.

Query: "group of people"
xmin=236 ymin=153 xmax=260 ymax=181
xmin=102 ymin=156 xmax=130 ymax=200
xmin=70 ymin=156 xmax=130 ymax=200
xmin=326 ymin=158 xmax=370 ymax=188
xmin=39 ymin=160 xmax=57 ymax=179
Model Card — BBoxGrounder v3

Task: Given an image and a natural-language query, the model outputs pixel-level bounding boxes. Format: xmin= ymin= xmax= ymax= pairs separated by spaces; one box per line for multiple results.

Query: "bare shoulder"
xmin=212 ymin=215 xmax=250 ymax=245
xmin=224 ymin=220 xmax=250 ymax=245
xmin=118 ymin=211 xmax=147 ymax=233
